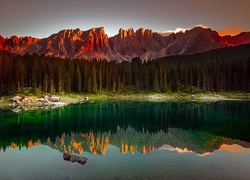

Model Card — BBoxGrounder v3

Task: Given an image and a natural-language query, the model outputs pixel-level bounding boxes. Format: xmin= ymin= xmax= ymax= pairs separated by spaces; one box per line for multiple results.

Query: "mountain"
xmin=27 ymin=27 xmax=110 ymax=59
xmin=109 ymin=27 xmax=167 ymax=60
xmin=0 ymin=35 xmax=39 ymax=53
xmin=1 ymin=26 xmax=250 ymax=61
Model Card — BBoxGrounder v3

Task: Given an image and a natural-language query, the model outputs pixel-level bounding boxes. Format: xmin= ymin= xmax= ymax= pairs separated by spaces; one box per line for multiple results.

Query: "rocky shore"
xmin=2 ymin=95 xmax=89 ymax=113
xmin=0 ymin=92 xmax=249 ymax=113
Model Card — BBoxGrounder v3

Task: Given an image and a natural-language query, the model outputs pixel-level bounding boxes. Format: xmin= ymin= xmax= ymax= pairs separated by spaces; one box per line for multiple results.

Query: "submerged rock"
xmin=63 ymin=153 xmax=88 ymax=165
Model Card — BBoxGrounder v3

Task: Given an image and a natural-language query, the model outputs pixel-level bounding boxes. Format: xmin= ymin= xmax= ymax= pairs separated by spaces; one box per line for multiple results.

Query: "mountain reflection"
xmin=1 ymin=127 xmax=250 ymax=156
xmin=0 ymin=101 xmax=250 ymax=155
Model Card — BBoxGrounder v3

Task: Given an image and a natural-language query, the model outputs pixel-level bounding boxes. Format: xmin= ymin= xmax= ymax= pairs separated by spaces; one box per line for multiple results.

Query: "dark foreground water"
xmin=0 ymin=101 xmax=250 ymax=179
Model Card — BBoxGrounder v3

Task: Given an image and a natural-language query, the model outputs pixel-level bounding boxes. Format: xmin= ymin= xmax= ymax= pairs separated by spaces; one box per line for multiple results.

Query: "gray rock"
xmin=50 ymin=95 xmax=61 ymax=102
xmin=11 ymin=95 xmax=23 ymax=103
xmin=63 ymin=153 xmax=88 ymax=165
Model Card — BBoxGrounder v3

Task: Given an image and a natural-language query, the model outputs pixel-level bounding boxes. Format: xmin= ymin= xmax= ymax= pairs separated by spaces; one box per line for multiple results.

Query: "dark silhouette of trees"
xmin=0 ymin=44 xmax=250 ymax=95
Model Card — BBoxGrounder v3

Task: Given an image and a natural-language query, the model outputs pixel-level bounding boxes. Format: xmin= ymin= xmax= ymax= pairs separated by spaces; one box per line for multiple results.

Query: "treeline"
xmin=0 ymin=44 xmax=250 ymax=95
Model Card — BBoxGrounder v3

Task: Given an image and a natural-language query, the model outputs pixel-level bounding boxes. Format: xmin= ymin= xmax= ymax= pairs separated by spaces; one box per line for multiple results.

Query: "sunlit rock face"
xmin=163 ymin=27 xmax=223 ymax=55
xmin=27 ymin=27 xmax=110 ymax=59
xmin=220 ymin=32 xmax=250 ymax=46
xmin=0 ymin=35 xmax=39 ymax=52
xmin=109 ymin=27 xmax=166 ymax=60
xmin=1 ymin=27 xmax=250 ymax=61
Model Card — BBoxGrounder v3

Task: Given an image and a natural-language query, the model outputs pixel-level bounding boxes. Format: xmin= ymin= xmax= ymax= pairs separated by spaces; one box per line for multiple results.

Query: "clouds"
xmin=158 ymin=27 xmax=189 ymax=37
xmin=158 ymin=24 xmax=210 ymax=37
xmin=158 ymin=24 xmax=244 ymax=37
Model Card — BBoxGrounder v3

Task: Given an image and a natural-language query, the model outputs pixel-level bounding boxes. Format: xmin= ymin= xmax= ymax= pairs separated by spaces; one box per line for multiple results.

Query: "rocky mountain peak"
xmin=119 ymin=28 xmax=128 ymax=39
xmin=0 ymin=35 xmax=39 ymax=52
xmin=136 ymin=28 xmax=145 ymax=35
xmin=128 ymin=27 xmax=135 ymax=36
xmin=1 ymin=26 xmax=250 ymax=61
xmin=145 ymin=29 xmax=153 ymax=36
xmin=26 ymin=27 xmax=110 ymax=59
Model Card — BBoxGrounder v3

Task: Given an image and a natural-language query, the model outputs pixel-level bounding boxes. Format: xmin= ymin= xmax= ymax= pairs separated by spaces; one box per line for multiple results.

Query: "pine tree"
xmin=76 ymin=65 xmax=82 ymax=93
xmin=92 ymin=63 xmax=97 ymax=93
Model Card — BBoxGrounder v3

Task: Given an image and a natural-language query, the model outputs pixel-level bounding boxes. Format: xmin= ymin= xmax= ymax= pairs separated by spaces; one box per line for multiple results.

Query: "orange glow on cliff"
xmin=218 ymin=27 xmax=243 ymax=36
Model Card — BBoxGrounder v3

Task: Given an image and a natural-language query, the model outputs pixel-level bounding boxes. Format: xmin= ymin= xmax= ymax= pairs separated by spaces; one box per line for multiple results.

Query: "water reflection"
xmin=1 ymin=127 xmax=250 ymax=156
xmin=0 ymin=101 xmax=250 ymax=155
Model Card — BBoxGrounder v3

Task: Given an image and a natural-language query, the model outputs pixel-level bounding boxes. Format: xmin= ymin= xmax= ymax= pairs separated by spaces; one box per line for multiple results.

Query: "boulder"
xmin=43 ymin=95 xmax=49 ymax=101
xmin=63 ymin=153 xmax=88 ymax=165
xmin=22 ymin=97 xmax=32 ymax=105
xmin=78 ymin=156 xmax=88 ymax=165
xmin=50 ymin=95 xmax=61 ymax=102
xmin=63 ymin=153 xmax=71 ymax=161
xmin=11 ymin=95 xmax=23 ymax=102
xmin=36 ymin=98 xmax=48 ymax=103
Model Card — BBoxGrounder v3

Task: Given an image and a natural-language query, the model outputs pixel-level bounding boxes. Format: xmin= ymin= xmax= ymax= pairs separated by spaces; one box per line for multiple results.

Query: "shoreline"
xmin=0 ymin=92 xmax=250 ymax=112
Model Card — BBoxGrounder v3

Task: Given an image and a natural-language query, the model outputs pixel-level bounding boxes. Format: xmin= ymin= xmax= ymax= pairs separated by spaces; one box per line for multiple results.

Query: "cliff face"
xmin=1 ymin=26 xmax=250 ymax=61
xmin=109 ymin=28 xmax=166 ymax=59
xmin=220 ymin=32 xmax=250 ymax=46
xmin=27 ymin=27 xmax=110 ymax=59
xmin=0 ymin=35 xmax=39 ymax=53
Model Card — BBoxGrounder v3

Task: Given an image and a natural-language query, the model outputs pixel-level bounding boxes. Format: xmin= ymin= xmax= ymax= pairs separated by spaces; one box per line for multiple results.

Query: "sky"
xmin=0 ymin=0 xmax=250 ymax=38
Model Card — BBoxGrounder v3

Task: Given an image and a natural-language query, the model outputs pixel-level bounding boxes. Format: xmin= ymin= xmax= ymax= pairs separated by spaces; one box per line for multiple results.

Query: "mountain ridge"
xmin=1 ymin=26 xmax=250 ymax=61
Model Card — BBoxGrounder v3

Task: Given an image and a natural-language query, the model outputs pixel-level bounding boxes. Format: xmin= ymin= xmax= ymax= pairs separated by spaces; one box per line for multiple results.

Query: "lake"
xmin=0 ymin=100 xmax=250 ymax=179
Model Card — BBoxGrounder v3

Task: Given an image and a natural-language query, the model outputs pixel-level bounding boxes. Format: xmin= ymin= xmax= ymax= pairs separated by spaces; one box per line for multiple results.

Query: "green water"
xmin=0 ymin=101 xmax=250 ymax=179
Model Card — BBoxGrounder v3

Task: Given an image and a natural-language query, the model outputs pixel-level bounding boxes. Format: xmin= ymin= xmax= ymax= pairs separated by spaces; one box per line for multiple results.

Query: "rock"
xmin=22 ymin=97 xmax=32 ymax=105
xmin=119 ymin=28 xmax=127 ymax=39
xmin=63 ymin=153 xmax=88 ymax=165
xmin=2 ymin=27 xmax=250 ymax=61
xmin=76 ymin=97 xmax=89 ymax=104
xmin=11 ymin=95 xmax=23 ymax=102
xmin=78 ymin=156 xmax=88 ymax=165
xmin=70 ymin=155 xmax=77 ymax=162
xmin=0 ymin=97 xmax=4 ymax=102
xmin=36 ymin=98 xmax=48 ymax=103
xmin=63 ymin=153 xmax=71 ymax=161
xmin=12 ymin=107 xmax=22 ymax=113
xmin=50 ymin=95 xmax=61 ymax=102
xmin=43 ymin=95 xmax=49 ymax=101
xmin=50 ymin=102 xmax=67 ymax=107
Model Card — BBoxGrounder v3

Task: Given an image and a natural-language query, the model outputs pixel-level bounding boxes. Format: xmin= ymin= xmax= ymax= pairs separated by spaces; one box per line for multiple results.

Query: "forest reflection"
xmin=1 ymin=127 xmax=250 ymax=156
xmin=0 ymin=101 xmax=250 ymax=155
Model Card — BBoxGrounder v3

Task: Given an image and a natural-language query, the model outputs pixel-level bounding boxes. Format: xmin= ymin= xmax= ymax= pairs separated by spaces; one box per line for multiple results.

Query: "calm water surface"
xmin=0 ymin=101 xmax=250 ymax=179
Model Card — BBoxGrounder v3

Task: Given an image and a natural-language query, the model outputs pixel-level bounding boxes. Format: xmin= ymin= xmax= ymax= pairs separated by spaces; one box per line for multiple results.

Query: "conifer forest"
xmin=0 ymin=44 xmax=250 ymax=95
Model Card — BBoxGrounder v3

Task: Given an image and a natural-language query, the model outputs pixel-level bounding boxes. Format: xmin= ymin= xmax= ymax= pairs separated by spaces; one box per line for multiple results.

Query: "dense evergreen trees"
xmin=0 ymin=44 xmax=250 ymax=95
